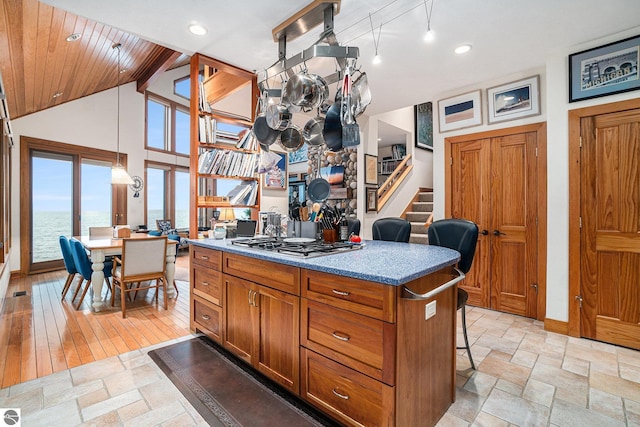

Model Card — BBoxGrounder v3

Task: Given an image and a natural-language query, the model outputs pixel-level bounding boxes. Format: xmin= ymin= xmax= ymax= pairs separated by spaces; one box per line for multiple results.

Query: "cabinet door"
xmin=223 ymin=274 xmax=255 ymax=364
xmin=255 ymin=285 xmax=300 ymax=393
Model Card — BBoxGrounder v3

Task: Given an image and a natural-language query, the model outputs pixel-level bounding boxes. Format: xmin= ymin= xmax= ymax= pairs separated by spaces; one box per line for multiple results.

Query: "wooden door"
xmin=223 ymin=274 xmax=254 ymax=363
xmin=580 ymin=110 xmax=640 ymax=350
xmin=255 ymin=285 xmax=299 ymax=393
xmin=450 ymin=139 xmax=491 ymax=307
xmin=489 ymin=133 xmax=538 ymax=316
xmin=449 ymin=129 xmax=539 ymax=318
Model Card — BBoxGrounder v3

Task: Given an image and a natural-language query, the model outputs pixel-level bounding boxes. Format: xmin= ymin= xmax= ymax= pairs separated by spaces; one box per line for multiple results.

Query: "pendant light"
xmin=111 ymin=42 xmax=134 ymax=185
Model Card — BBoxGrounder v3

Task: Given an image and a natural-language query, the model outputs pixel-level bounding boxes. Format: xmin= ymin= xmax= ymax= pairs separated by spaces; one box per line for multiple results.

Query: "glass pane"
xmin=147 ymin=99 xmax=166 ymax=149
xmin=175 ymin=109 xmax=190 ymax=155
xmin=32 ymin=154 xmax=73 ymax=263
xmin=147 ymin=167 xmax=166 ymax=229
xmin=174 ymin=76 xmax=190 ymax=99
xmin=175 ymin=170 xmax=189 ymax=229
xmin=81 ymin=159 xmax=113 ymax=235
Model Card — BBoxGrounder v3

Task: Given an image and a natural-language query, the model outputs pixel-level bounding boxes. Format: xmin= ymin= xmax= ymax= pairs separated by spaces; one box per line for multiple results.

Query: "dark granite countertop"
xmin=188 ymin=238 xmax=460 ymax=286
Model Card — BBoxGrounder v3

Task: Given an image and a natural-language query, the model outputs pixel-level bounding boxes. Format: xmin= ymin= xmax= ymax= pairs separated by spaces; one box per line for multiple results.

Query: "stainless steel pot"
xmin=278 ymin=125 xmax=304 ymax=152
xmin=302 ymin=113 xmax=325 ymax=146
xmin=266 ymin=103 xmax=292 ymax=131
xmin=283 ymin=72 xmax=328 ymax=110
xmin=253 ymin=114 xmax=280 ymax=146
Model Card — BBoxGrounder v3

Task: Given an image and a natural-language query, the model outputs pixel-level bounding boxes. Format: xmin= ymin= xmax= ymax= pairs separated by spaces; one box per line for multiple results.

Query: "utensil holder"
xmin=322 ymin=228 xmax=337 ymax=243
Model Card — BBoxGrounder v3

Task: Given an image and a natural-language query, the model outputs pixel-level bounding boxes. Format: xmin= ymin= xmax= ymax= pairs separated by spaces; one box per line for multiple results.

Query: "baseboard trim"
xmin=544 ymin=318 xmax=569 ymax=335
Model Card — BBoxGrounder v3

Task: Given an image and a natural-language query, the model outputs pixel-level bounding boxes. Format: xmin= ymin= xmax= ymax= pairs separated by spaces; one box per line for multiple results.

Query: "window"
xmin=146 ymin=162 xmax=190 ymax=230
xmin=145 ymin=92 xmax=190 ymax=155
xmin=174 ymin=75 xmax=190 ymax=100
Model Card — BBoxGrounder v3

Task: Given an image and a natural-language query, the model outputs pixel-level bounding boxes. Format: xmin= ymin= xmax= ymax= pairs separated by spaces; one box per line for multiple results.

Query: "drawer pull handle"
xmin=201 ymin=314 xmax=211 ymax=321
xmin=201 ymin=281 xmax=209 ymax=286
xmin=332 ymin=289 xmax=350 ymax=297
xmin=201 ymin=256 xmax=209 ymax=260
xmin=332 ymin=388 xmax=350 ymax=400
xmin=332 ymin=332 xmax=350 ymax=342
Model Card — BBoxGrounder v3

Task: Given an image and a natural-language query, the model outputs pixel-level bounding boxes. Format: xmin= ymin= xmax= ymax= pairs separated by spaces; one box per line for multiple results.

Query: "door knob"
xmin=480 ymin=229 xmax=489 ymax=235
xmin=493 ymin=230 xmax=505 ymax=236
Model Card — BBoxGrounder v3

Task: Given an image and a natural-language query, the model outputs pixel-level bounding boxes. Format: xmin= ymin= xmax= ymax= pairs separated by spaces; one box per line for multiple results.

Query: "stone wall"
xmin=307 ymin=146 xmax=357 ymax=214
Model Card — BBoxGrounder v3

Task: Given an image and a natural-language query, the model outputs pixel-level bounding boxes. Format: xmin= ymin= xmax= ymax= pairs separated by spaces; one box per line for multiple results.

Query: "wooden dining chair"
xmin=111 ymin=236 xmax=168 ymax=318
xmin=89 ymin=226 xmax=113 ymax=238
xmin=58 ymin=236 xmax=78 ymax=299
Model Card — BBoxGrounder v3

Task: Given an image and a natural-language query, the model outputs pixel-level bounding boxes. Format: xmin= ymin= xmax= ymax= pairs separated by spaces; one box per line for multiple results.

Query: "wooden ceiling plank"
xmin=68 ymin=20 xmax=106 ymax=100
xmin=34 ymin=2 xmax=54 ymax=113
xmin=40 ymin=7 xmax=66 ymax=111
xmin=136 ymin=46 xmax=181 ymax=93
xmin=21 ymin=0 xmax=39 ymax=116
xmin=83 ymin=26 xmax=119 ymax=95
xmin=51 ymin=14 xmax=84 ymax=115
xmin=0 ymin=0 xmax=24 ymax=118
xmin=62 ymin=18 xmax=98 ymax=104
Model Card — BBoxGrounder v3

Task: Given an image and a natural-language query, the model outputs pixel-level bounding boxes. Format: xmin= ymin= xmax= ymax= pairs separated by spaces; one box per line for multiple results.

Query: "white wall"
xmin=9 ymin=67 xmax=191 ymax=272
xmin=430 ymin=28 xmax=640 ymax=323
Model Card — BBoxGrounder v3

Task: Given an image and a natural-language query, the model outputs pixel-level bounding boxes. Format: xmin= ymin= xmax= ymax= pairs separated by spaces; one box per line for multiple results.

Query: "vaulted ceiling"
xmin=0 ymin=0 xmax=188 ymax=120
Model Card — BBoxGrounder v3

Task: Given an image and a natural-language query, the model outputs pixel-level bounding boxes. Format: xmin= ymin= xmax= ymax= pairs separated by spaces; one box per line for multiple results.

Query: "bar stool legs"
xmin=457 ymin=288 xmax=476 ymax=370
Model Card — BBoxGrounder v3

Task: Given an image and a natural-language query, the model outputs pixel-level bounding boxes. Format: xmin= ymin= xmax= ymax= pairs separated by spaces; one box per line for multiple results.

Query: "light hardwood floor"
xmin=0 ymin=253 xmax=191 ymax=388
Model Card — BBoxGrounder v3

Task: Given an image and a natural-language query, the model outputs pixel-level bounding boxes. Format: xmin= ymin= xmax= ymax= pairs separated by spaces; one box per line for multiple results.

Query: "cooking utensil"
xmin=278 ymin=124 xmax=304 ymax=152
xmin=253 ymin=92 xmax=280 ymax=146
xmin=322 ymin=101 xmax=342 ymax=151
xmin=351 ymin=71 xmax=371 ymax=118
xmin=341 ymin=65 xmax=360 ymax=147
xmin=266 ymin=103 xmax=292 ymax=131
xmin=283 ymin=72 xmax=328 ymax=110
xmin=302 ymin=109 xmax=325 ymax=146
xmin=307 ymin=154 xmax=330 ymax=203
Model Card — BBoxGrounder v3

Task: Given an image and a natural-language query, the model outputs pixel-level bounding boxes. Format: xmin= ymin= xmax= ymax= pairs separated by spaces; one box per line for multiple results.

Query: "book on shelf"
xmin=198 ymin=148 xmax=258 ymax=178
xmin=198 ymin=82 xmax=211 ymax=113
xmin=226 ymin=182 xmax=255 ymax=205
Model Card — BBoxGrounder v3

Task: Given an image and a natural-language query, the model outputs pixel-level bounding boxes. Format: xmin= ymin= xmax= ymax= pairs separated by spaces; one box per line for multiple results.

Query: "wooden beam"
xmin=136 ymin=48 xmax=182 ymax=93
xmin=202 ymin=71 xmax=251 ymax=105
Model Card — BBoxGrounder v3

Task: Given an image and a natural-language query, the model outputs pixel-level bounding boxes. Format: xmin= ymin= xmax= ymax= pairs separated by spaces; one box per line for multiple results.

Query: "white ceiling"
xmin=44 ymin=0 xmax=640 ymax=118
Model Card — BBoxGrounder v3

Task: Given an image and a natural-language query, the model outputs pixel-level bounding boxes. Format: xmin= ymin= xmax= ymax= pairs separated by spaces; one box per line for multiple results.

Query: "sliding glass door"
xmin=22 ymin=138 xmax=126 ymax=274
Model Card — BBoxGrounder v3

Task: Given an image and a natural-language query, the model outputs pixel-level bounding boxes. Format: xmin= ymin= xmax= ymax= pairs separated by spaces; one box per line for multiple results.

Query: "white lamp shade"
xmin=112 ymin=165 xmax=134 ymax=185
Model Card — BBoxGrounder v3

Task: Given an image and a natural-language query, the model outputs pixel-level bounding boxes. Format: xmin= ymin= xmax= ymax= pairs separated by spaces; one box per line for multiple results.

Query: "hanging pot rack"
xmin=258 ymin=0 xmax=359 ymax=99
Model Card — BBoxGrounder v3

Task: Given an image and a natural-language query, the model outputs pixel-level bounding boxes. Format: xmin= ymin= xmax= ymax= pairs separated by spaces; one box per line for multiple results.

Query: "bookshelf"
xmin=189 ymin=54 xmax=260 ymax=238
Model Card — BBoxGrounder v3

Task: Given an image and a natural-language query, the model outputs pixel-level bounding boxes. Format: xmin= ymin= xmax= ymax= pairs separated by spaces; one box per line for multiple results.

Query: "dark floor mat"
xmin=148 ymin=335 xmax=341 ymax=427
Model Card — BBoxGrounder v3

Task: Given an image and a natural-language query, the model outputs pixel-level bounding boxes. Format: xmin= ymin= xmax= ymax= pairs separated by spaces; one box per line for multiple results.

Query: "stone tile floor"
xmin=1 ymin=306 xmax=638 ymax=426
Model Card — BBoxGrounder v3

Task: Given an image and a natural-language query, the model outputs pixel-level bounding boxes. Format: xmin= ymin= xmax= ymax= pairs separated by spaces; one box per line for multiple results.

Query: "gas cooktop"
xmin=230 ymin=236 xmax=361 ymax=257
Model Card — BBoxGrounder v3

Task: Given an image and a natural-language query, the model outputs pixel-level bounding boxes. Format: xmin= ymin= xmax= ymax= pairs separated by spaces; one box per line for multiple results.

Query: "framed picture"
xmin=365 ymin=154 xmax=378 ymax=185
xmin=414 ymin=101 xmax=433 ymax=150
xmin=487 ymin=75 xmax=541 ymax=123
xmin=366 ymin=187 xmax=378 ymax=212
xmin=438 ymin=90 xmax=482 ymax=132
xmin=288 ymin=144 xmax=308 ymax=164
xmin=261 ymin=152 xmax=287 ymax=190
xmin=569 ymin=34 xmax=640 ymax=103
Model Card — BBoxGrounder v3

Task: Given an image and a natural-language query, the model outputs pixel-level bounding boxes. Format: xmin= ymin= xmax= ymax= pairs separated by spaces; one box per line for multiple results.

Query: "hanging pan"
xmin=307 ymin=150 xmax=330 ymax=203
xmin=302 ymin=108 xmax=325 ymax=147
xmin=279 ymin=125 xmax=305 ymax=152
xmin=322 ymin=101 xmax=342 ymax=152
xmin=253 ymin=92 xmax=280 ymax=146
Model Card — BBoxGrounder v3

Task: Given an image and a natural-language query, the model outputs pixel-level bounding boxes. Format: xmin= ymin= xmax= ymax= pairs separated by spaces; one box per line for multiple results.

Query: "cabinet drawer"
xmin=191 ymin=246 xmax=222 ymax=271
xmin=193 ymin=297 xmax=223 ymax=343
xmin=223 ymin=252 xmax=300 ymax=295
xmin=192 ymin=268 xmax=222 ymax=305
xmin=301 ymin=348 xmax=395 ymax=427
xmin=301 ymin=269 xmax=395 ymax=322
xmin=301 ymin=300 xmax=395 ymax=385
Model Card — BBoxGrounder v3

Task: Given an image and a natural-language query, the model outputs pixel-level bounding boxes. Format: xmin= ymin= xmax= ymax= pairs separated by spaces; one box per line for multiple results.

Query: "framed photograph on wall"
xmin=438 ymin=90 xmax=482 ymax=132
xmin=414 ymin=101 xmax=433 ymax=150
xmin=261 ymin=152 xmax=287 ymax=190
xmin=366 ymin=187 xmax=378 ymax=212
xmin=288 ymin=144 xmax=308 ymax=164
xmin=487 ymin=75 xmax=541 ymax=123
xmin=365 ymin=154 xmax=378 ymax=185
xmin=569 ymin=34 xmax=640 ymax=103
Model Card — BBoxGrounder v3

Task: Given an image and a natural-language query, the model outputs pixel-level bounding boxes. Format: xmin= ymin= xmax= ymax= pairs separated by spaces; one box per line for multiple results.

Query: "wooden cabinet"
xmin=190 ymin=244 xmax=457 ymax=426
xmin=222 ymin=254 xmax=300 ymax=394
xmin=190 ymin=246 xmax=224 ymax=343
xmin=189 ymin=53 xmax=260 ymax=238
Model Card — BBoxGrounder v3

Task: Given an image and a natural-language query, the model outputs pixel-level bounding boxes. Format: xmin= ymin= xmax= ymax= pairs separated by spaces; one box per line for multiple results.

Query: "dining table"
xmin=73 ymin=233 xmax=177 ymax=312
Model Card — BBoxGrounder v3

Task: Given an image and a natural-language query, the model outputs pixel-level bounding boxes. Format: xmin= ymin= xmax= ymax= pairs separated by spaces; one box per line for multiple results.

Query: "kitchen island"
xmin=188 ymin=238 xmax=461 ymax=426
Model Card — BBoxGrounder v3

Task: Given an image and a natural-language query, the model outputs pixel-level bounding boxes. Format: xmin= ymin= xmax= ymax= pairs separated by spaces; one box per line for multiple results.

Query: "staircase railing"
xmin=377 ymin=154 xmax=413 ymax=210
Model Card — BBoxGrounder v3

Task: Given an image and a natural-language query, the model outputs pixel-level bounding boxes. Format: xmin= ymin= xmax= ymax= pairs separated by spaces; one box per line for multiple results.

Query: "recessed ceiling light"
xmin=454 ymin=44 xmax=472 ymax=54
xmin=52 ymin=92 xmax=63 ymax=98
xmin=188 ymin=23 xmax=208 ymax=36
xmin=66 ymin=33 xmax=81 ymax=42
